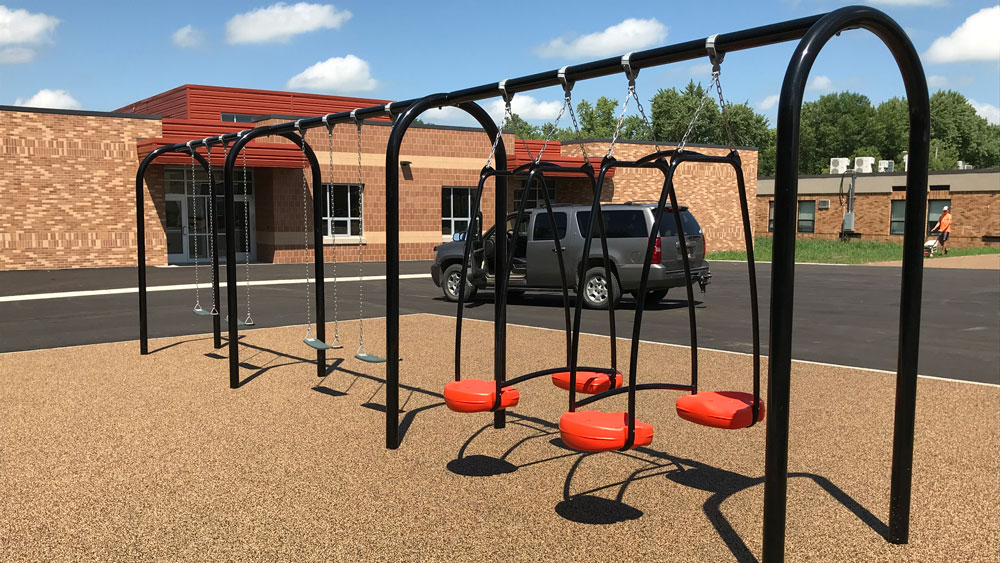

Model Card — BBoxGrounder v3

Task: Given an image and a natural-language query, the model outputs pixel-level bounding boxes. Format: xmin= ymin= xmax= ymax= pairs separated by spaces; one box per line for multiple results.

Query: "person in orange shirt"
xmin=932 ymin=205 xmax=952 ymax=255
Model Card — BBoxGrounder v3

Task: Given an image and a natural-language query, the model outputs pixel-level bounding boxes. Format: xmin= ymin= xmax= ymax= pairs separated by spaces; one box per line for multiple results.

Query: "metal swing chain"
xmin=187 ymin=142 xmax=203 ymax=312
xmin=326 ymin=117 xmax=341 ymax=345
xmin=353 ymin=112 xmax=368 ymax=353
xmin=607 ymin=54 xmax=662 ymax=158
xmin=204 ymin=139 xmax=218 ymax=315
xmin=679 ymin=36 xmax=730 ymax=154
xmin=559 ymin=66 xmax=591 ymax=167
xmin=298 ymin=121 xmax=313 ymax=337
xmin=241 ymin=132 xmax=253 ymax=325
xmin=485 ymin=81 xmax=515 ymax=170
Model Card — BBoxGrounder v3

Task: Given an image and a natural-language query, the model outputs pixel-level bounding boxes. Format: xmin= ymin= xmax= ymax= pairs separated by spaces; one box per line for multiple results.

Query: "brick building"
xmin=756 ymin=169 xmax=1000 ymax=247
xmin=0 ymin=84 xmax=759 ymax=271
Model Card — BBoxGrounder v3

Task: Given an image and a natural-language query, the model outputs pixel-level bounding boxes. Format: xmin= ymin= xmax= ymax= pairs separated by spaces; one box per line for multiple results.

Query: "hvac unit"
xmin=877 ymin=160 xmax=894 ymax=173
xmin=818 ymin=199 xmax=831 ymax=210
xmin=829 ymin=157 xmax=851 ymax=175
xmin=957 ymin=161 xmax=974 ymax=170
xmin=904 ymin=153 xmax=909 ymax=172
xmin=854 ymin=157 xmax=875 ymax=173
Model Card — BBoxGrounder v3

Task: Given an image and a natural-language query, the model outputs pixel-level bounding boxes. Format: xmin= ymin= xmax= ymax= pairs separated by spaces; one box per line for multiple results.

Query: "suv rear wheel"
xmin=582 ymin=267 xmax=620 ymax=310
xmin=442 ymin=263 xmax=478 ymax=302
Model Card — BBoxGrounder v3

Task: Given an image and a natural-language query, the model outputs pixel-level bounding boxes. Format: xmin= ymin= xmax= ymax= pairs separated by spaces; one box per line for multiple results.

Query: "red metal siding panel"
xmin=114 ymin=85 xmax=189 ymax=118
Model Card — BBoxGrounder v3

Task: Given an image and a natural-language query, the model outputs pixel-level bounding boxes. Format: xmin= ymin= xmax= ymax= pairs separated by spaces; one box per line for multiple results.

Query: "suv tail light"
xmin=652 ymin=238 xmax=662 ymax=264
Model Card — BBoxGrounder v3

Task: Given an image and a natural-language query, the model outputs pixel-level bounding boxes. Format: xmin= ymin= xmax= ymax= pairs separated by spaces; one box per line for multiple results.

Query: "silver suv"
xmin=431 ymin=203 xmax=711 ymax=309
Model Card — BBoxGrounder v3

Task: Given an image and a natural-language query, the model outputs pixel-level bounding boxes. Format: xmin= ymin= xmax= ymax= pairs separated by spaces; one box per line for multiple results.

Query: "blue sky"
xmin=2 ymin=1 xmax=998 ymax=128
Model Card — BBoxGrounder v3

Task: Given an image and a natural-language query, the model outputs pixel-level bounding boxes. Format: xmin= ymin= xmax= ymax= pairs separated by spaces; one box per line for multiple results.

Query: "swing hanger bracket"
xmin=498 ymin=79 xmax=514 ymax=104
xmin=706 ymin=34 xmax=725 ymax=74
xmin=322 ymin=113 xmax=334 ymax=131
xmin=350 ymin=109 xmax=361 ymax=127
xmin=557 ymin=66 xmax=574 ymax=95
xmin=621 ymin=53 xmax=639 ymax=83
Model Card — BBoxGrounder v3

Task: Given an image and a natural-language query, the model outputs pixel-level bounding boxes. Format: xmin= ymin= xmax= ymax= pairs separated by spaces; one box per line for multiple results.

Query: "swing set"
xmin=136 ymin=6 xmax=931 ymax=561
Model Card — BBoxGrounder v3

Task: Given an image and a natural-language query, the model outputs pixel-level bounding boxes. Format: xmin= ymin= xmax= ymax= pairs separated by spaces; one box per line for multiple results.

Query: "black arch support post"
xmin=136 ymin=146 xmax=219 ymax=355
xmin=764 ymin=6 xmax=929 ymax=561
xmin=384 ymin=96 xmax=507 ymax=449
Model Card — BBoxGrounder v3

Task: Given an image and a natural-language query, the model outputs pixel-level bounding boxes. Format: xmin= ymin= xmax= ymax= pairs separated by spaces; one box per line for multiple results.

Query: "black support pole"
xmin=223 ymin=132 xmax=250 ymax=389
xmin=383 ymin=96 xmax=505 ymax=448
xmin=764 ymin=7 xmax=929 ymax=562
xmin=136 ymin=146 xmax=217 ymax=355
xmin=282 ymin=130 xmax=328 ymax=378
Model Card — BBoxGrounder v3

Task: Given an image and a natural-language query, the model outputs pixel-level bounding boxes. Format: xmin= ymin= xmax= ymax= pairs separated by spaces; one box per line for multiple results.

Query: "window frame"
xmin=441 ymin=186 xmax=474 ymax=240
xmin=768 ymin=201 xmax=775 ymax=233
xmin=797 ymin=200 xmax=816 ymax=234
xmin=323 ymin=183 xmax=364 ymax=239
xmin=889 ymin=200 xmax=906 ymax=236
xmin=926 ymin=199 xmax=951 ymax=236
xmin=513 ymin=178 xmax=556 ymax=210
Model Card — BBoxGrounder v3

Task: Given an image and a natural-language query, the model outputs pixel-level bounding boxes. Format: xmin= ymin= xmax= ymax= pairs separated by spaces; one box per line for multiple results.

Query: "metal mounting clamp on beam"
xmin=706 ymin=33 xmax=726 ymax=72
xmin=621 ymin=52 xmax=639 ymax=81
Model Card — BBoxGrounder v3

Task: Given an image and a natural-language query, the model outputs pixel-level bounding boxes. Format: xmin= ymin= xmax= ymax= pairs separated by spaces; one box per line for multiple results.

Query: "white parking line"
xmin=0 ymin=274 xmax=432 ymax=303
xmin=423 ymin=313 xmax=999 ymax=388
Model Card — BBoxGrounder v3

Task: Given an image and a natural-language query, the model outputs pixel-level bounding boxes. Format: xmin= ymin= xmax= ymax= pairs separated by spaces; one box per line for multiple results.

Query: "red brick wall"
xmin=0 ymin=109 xmax=163 ymax=270
xmin=560 ymin=143 xmax=759 ymax=251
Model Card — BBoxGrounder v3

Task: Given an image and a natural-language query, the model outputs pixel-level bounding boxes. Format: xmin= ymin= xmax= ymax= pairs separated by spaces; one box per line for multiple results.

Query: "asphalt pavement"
xmin=1 ymin=260 xmax=997 ymax=385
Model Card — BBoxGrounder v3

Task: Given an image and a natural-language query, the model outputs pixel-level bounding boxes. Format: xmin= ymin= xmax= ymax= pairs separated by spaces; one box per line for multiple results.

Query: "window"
xmin=163 ymin=166 xmax=253 ymax=195
xmin=658 ymin=210 xmax=702 ymax=237
xmin=442 ymin=187 xmax=473 ymax=237
xmin=576 ymin=210 xmax=648 ymax=238
xmin=890 ymin=200 xmax=906 ymax=235
xmin=221 ymin=113 xmax=257 ymax=123
xmin=323 ymin=184 xmax=362 ymax=237
xmin=797 ymin=200 xmax=815 ymax=233
xmin=929 ymin=185 xmax=951 ymax=191
xmin=927 ymin=199 xmax=950 ymax=235
xmin=532 ymin=212 xmax=567 ymax=240
xmin=768 ymin=201 xmax=775 ymax=232
xmin=513 ymin=178 xmax=556 ymax=210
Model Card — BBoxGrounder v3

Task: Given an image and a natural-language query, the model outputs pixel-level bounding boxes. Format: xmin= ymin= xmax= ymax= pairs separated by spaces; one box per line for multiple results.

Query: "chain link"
xmin=327 ymin=122 xmax=340 ymax=345
xmin=485 ymin=100 xmax=513 ymax=170
xmin=677 ymin=73 xmax=719 ymax=153
xmin=713 ymin=73 xmax=737 ymax=151
xmin=209 ymin=141 xmax=221 ymax=314
xmin=241 ymin=136 xmax=253 ymax=325
xmin=354 ymin=116 xmax=367 ymax=352
xmin=188 ymin=143 xmax=202 ymax=312
xmin=605 ymin=79 xmax=636 ymax=159
xmin=565 ymin=91 xmax=591 ymax=166
xmin=298 ymin=123 xmax=312 ymax=336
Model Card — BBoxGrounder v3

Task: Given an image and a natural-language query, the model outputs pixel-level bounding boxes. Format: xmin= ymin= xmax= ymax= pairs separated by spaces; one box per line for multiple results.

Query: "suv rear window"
xmin=532 ymin=212 xmax=568 ymax=240
xmin=576 ymin=210 xmax=647 ymax=238
xmin=658 ymin=210 xmax=702 ymax=237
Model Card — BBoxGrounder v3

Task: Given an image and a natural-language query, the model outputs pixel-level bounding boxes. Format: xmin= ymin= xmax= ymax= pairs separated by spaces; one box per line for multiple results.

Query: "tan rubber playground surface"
xmin=1 ymin=314 xmax=997 ymax=562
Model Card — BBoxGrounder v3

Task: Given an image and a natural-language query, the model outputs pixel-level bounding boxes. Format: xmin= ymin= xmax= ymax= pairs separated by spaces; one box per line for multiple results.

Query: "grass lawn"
xmin=707 ymin=237 xmax=1000 ymax=264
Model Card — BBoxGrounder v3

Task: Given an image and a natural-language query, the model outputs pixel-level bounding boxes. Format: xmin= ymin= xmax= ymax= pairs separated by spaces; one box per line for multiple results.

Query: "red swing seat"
xmin=551 ymin=370 xmax=623 ymax=394
xmin=675 ymin=391 xmax=764 ymax=429
xmin=443 ymin=379 xmax=519 ymax=413
xmin=559 ymin=410 xmax=654 ymax=452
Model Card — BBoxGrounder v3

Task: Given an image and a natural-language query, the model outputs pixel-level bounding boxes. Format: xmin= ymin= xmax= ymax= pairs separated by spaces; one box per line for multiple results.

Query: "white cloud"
xmin=535 ymin=18 xmax=667 ymax=59
xmin=926 ymin=74 xmax=948 ymax=87
xmin=286 ymin=54 xmax=377 ymax=92
xmin=757 ymin=94 xmax=780 ymax=111
xmin=420 ymin=106 xmax=478 ymax=127
xmin=485 ymin=95 xmax=563 ymax=121
xmin=0 ymin=45 xmax=34 ymax=64
xmin=969 ymin=98 xmax=1000 ymax=125
xmin=227 ymin=2 xmax=351 ymax=44
xmin=172 ymin=25 xmax=203 ymax=48
xmin=807 ymin=75 xmax=834 ymax=91
xmin=0 ymin=5 xmax=59 ymax=45
xmin=14 ymin=89 xmax=81 ymax=110
xmin=925 ymin=6 xmax=1000 ymax=63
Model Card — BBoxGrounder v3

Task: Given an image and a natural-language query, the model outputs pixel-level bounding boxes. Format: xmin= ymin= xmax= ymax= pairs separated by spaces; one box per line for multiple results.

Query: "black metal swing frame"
xmin=136 ymin=6 xmax=930 ymax=560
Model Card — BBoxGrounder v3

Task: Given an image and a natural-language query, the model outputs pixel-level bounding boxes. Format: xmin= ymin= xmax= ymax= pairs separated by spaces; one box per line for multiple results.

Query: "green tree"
xmin=799 ymin=92 xmax=878 ymax=174
xmin=758 ymin=128 xmax=777 ymax=177
xmin=505 ymin=113 xmax=541 ymax=140
xmin=930 ymin=90 xmax=993 ymax=167
xmin=928 ymin=138 xmax=961 ymax=170
xmin=873 ymin=97 xmax=909 ymax=163
xmin=651 ymin=81 xmax=721 ymax=144
xmin=721 ymin=102 xmax=771 ymax=149
xmin=577 ymin=97 xmax=623 ymax=138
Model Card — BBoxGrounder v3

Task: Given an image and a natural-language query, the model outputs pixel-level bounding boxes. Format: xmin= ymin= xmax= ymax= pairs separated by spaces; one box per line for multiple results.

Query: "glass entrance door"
xmin=165 ymin=190 xmax=255 ymax=264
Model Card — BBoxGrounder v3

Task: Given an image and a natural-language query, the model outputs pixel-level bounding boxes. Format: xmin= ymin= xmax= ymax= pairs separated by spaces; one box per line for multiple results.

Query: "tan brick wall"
xmin=560 ymin=143 xmax=759 ymax=251
xmin=755 ymin=190 xmax=1000 ymax=248
xmin=0 ymin=110 xmax=162 ymax=270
